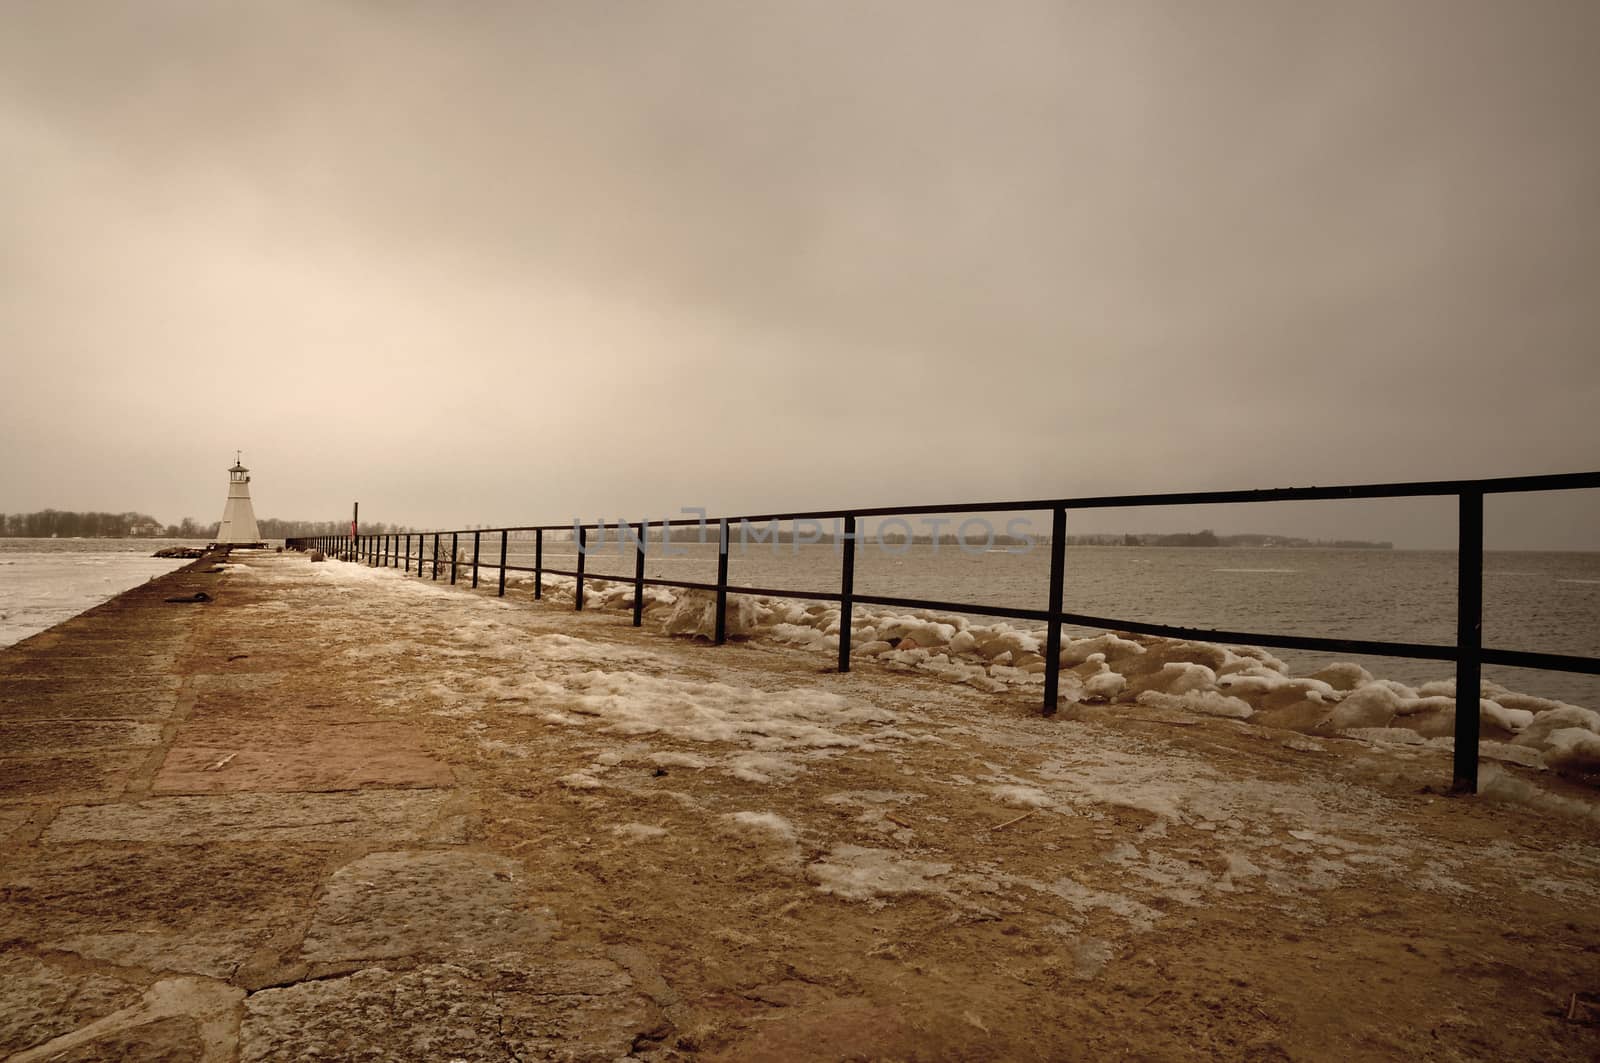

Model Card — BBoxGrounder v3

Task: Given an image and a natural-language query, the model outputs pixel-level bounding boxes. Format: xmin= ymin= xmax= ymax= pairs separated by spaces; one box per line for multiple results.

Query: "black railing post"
xmin=432 ymin=533 xmax=439 ymax=580
xmin=576 ymin=525 xmax=586 ymax=610
xmin=534 ymin=529 xmax=543 ymax=600
xmin=1453 ymin=490 xmax=1484 ymax=793
xmin=715 ymin=519 xmax=729 ymax=645
xmin=1043 ymin=506 xmax=1067 ymax=716
xmin=633 ymin=521 xmax=646 ymax=626
xmin=498 ymin=530 xmax=508 ymax=597
xmin=404 ymin=533 xmax=411 ymax=573
xmin=472 ymin=530 xmax=481 ymax=588
xmin=450 ymin=532 xmax=459 ymax=584
xmin=837 ymin=515 xmax=856 ymax=672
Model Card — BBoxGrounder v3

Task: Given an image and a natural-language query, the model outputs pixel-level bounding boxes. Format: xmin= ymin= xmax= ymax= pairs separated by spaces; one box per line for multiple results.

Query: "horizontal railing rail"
xmin=288 ymin=470 xmax=1600 ymax=793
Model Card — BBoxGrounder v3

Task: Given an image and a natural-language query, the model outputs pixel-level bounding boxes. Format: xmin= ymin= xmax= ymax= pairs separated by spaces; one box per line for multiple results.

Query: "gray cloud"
xmin=2 ymin=0 xmax=1596 ymax=547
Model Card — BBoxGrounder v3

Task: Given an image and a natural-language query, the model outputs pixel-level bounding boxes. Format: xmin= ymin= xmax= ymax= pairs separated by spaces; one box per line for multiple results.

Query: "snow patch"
xmin=807 ymin=845 xmax=953 ymax=904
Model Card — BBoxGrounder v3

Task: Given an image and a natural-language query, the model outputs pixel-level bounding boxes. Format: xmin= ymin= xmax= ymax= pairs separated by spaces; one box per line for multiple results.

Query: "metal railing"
xmin=288 ymin=470 xmax=1600 ymax=793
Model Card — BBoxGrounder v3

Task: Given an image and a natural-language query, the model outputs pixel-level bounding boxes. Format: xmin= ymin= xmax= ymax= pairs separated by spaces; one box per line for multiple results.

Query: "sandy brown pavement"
xmin=1 ymin=550 xmax=1598 ymax=1061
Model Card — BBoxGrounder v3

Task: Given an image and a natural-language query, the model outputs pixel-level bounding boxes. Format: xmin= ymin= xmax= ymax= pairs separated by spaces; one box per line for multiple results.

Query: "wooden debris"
xmin=990 ymin=809 xmax=1039 ymax=832
xmin=205 ymin=752 xmax=237 ymax=771
xmin=884 ymin=813 xmax=913 ymax=829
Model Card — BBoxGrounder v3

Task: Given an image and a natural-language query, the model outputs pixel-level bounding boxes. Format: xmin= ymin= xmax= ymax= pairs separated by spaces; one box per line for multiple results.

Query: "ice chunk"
xmin=1541 ymin=728 xmax=1600 ymax=772
xmin=1324 ymin=681 xmax=1415 ymax=730
xmin=1152 ymin=662 xmax=1217 ymax=695
xmin=1082 ymin=670 xmax=1126 ymax=700
xmin=1308 ymin=662 xmax=1374 ymax=691
xmin=1515 ymin=705 xmax=1600 ymax=750
xmin=662 ymin=590 xmax=760 ymax=640
xmin=1135 ymin=690 xmax=1253 ymax=719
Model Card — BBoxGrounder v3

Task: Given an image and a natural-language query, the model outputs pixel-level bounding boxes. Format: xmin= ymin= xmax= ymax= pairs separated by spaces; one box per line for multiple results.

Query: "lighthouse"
xmin=215 ymin=452 xmax=264 ymax=546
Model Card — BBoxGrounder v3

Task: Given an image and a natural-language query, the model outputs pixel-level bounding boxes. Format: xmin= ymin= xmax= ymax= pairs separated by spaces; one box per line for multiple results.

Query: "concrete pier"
xmin=2 ymin=553 xmax=1598 ymax=1060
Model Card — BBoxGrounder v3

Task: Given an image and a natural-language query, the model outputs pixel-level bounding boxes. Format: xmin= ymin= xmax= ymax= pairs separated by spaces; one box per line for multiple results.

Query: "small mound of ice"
xmin=1325 ymin=681 xmax=1417 ymax=729
xmin=662 ymin=590 xmax=760 ymax=640
xmin=613 ymin=823 xmax=668 ymax=840
xmin=727 ymin=753 xmax=802 ymax=784
xmin=1153 ymin=662 xmax=1217 ymax=695
xmin=1082 ymin=670 xmax=1126 ymax=700
xmin=1479 ymin=766 xmax=1600 ymax=824
xmin=1515 ymin=705 xmax=1600 ymax=751
xmin=1541 ymin=728 xmax=1600 ymax=772
xmin=649 ymin=751 xmax=710 ymax=769
xmin=1308 ymin=662 xmax=1373 ymax=691
xmin=1135 ymin=690 xmax=1253 ymax=719
xmin=1060 ymin=633 xmax=1145 ymax=666
xmin=990 ymin=785 xmax=1052 ymax=809
xmin=724 ymin=811 xmax=797 ymax=839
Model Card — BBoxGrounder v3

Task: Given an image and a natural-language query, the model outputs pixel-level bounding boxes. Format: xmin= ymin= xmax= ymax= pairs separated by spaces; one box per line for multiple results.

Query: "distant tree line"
xmin=1063 ymin=530 xmax=1393 ymax=549
xmin=0 ymin=510 xmax=173 ymax=538
xmin=256 ymin=519 xmax=415 ymax=538
xmin=0 ymin=510 xmax=414 ymax=540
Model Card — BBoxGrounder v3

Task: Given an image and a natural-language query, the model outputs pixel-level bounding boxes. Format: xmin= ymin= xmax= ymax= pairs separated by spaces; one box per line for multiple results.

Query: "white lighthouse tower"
xmin=215 ymin=452 xmax=263 ymax=546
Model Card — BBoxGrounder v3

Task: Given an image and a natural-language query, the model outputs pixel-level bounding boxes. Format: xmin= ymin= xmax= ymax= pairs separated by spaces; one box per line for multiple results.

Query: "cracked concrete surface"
xmin=0 ymin=556 xmax=663 ymax=1061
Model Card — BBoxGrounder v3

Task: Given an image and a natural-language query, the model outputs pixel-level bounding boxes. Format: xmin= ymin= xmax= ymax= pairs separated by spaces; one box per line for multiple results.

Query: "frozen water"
xmin=0 ymin=540 xmax=197 ymax=646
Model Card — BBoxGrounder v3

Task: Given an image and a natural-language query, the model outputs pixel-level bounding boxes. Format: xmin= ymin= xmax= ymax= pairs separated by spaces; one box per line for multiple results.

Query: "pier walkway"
xmin=1 ymin=552 xmax=1597 ymax=1060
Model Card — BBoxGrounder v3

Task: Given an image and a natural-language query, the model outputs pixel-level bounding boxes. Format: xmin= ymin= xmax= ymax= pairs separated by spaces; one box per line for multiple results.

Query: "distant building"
xmin=215 ymin=453 xmax=264 ymax=545
xmin=128 ymin=522 xmax=162 ymax=537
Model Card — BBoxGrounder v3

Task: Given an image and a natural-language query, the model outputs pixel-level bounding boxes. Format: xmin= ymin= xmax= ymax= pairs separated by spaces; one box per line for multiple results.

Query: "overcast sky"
xmin=2 ymin=1 xmax=1596 ymax=548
